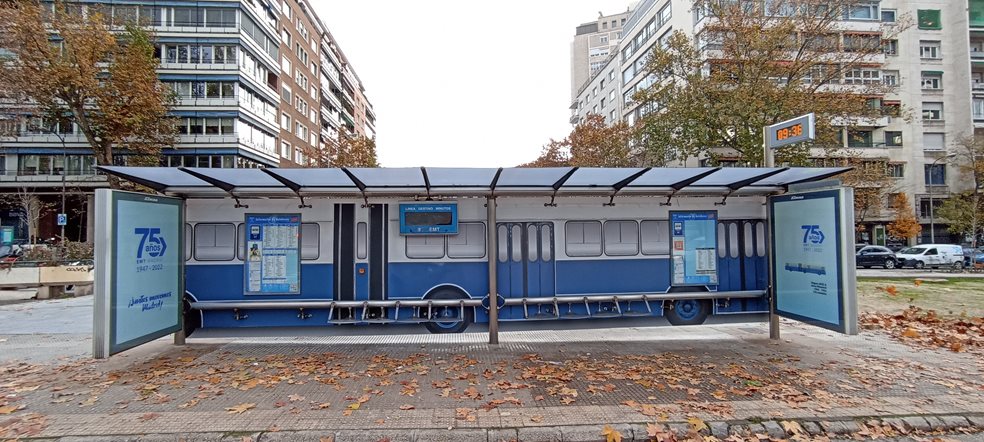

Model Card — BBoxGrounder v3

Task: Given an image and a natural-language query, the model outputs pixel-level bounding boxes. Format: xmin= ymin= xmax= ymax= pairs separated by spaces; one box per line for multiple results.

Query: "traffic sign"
xmin=765 ymin=113 xmax=815 ymax=149
xmin=57 ymin=213 xmax=67 ymax=226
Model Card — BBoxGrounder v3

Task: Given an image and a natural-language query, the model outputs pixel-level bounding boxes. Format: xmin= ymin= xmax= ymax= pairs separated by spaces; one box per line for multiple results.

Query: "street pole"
xmin=486 ymin=196 xmax=498 ymax=345
xmin=763 ymin=126 xmax=779 ymax=340
xmin=58 ymin=131 xmax=66 ymax=241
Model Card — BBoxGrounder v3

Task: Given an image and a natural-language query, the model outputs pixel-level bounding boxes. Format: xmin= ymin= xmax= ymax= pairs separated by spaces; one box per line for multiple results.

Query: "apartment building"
xmin=0 ymin=0 xmax=373 ymax=241
xmin=570 ymin=0 xmax=977 ymax=245
xmin=570 ymin=8 xmax=634 ymax=101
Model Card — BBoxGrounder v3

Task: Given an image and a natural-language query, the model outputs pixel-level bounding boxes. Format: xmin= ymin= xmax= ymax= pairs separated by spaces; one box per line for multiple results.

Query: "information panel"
xmin=770 ymin=188 xmax=857 ymax=335
xmin=243 ymin=214 xmax=301 ymax=295
xmin=94 ymin=190 xmax=183 ymax=358
xmin=399 ymin=202 xmax=458 ymax=235
xmin=669 ymin=211 xmax=718 ymax=286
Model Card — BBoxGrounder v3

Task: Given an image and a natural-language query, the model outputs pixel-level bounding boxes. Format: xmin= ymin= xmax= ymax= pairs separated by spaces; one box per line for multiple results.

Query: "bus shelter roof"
xmin=97 ymin=166 xmax=851 ymax=199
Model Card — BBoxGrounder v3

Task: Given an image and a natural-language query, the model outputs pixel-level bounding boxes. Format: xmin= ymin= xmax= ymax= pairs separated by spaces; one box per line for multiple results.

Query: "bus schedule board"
xmin=669 ymin=211 xmax=719 ymax=286
xmin=244 ymin=214 xmax=301 ymax=295
xmin=399 ymin=202 xmax=458 ymax=235
xmin=94 ymin=190 xmax=183 ymax=358
xmin=769 ymin=188 xmax=858 ymax=335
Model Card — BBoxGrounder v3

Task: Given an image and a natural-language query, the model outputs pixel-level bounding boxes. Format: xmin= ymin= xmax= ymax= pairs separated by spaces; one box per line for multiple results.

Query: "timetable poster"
xmin=243 ymin=214 xmax=301 ymax=295
xmin=670 ymin=211 xmax=719 ymax=286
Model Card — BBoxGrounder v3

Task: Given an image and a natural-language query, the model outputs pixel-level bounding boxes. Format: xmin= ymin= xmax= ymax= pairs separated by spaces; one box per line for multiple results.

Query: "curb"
xmin=13 ymin=413 xmax=984 ymax=441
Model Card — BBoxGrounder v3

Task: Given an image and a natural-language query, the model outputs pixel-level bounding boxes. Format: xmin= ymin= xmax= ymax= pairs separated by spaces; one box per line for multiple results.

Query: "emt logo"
xmin=134 ymin=228 xmax=167 ymax=258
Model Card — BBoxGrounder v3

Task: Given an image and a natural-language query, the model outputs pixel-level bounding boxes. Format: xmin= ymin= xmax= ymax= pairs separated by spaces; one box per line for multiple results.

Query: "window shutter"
xmin=918 ymin=9 xmax=942 ymax=30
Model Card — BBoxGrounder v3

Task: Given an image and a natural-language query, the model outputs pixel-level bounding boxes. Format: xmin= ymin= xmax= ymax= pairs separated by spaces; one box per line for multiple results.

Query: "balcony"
xmin=0 ymin=170 xmax=107 ymax=187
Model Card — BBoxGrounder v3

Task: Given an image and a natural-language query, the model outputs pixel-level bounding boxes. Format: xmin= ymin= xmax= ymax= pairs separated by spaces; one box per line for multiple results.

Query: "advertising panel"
xmin=770 ymin=188 xmax=857 ymax=334
xmin=243 ymin=214 xmax=301 ymax=295
xmin=669 ymin=211 xmax=718 ymax=286
xmin=94 ymin=190 xmax=183 ymax=358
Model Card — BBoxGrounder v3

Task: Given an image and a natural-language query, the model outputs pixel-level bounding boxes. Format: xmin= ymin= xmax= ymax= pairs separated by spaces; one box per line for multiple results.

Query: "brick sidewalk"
xmin=2 ymin=321 xmax=984 ymax=440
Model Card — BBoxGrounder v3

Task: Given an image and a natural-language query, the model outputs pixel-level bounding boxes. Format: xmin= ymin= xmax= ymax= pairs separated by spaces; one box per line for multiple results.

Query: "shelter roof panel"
xmin=262 ymin=168 xmax=356 ymax=190
xmin=495 ymin=167 xmax=576 ymax=188
xmin=562 ymin=167 xmax=646 ymax=188
xmin=424 ymin=167 xmax=501 ymax=187
xmin=96 ymin=166 xmax=211 ymax=191
xmin=690 ymin=167 xmax=786 ymax=188
xmin=752 ymin=167 xmax=852 ymax=186
xmin=625 ymin=167 xmax=720 ymax=188
xmin=180 ymin=167 xmax=284 ymax=190
xmin=346 ymin=167 xmax=425 ymax=187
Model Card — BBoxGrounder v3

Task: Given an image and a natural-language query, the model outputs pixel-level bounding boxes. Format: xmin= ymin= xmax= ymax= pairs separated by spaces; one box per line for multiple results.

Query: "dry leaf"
xmin=780 ymin=420 xmax=804 ymax=435
xmin=902 ymin=327 xmax=921 ymax=338
xmin=319 ymin=437 xmax=334 ymax=442
xmin=560 ymin=397 xmax=576 ymax=405
xmin=225 ymin=402 xmax=256 ymax=414
xmin=288 ymin=394 xmax=305 ymax=402
xmin=687 ymin=416 xmax=708 ymax=432
xmin=531 ymin=415 xmax=544 ymax=423
xmin=399 ymin=404 xmax=415 ymax=410
xmin=374 ymin=418 xmax=385 ymax=424
xmin=0 ymin=404 xmax=25 ymax=414
xmin=137 ymin=412 xmax=160 ymax=421
xmin=602 ymin=425 xmax=623 ymax=442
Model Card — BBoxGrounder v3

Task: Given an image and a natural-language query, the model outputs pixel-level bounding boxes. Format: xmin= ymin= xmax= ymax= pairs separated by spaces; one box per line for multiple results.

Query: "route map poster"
xmin=669 ymin=211 xmax=718 ymax=286
xmin=244 ymin=214 xmax=301 ymax=295
xmin=770 ymin=188 xmax=858 ymax=335
xmin=94 ymin=190 xmax=183 ymax=358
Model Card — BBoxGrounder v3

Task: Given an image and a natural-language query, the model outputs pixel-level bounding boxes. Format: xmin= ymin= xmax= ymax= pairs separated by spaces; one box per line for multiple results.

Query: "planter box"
xmin=39 ymin=265 xmax=94 ymax=285
xmin=0 ymin=267 xmax=40 ymax=287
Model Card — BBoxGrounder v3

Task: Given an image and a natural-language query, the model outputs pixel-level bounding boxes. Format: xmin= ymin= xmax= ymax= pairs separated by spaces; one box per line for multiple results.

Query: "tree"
xmin=833 ymin=155 xmax=897 ymax=232
xmin=887 ymin=193 xmax=921 ymax=244
xmin=519 ymin=140 xmax=570 ymax=167
xmin=523 ymin=114 xmax=632 ymax=167
xmin=0 ymin=1 xmax=176 ymax=187
xmin=0 ymin=188 xmax=55 ymax=244
xmin=304 ymin=130 xmax=379 ymax=168
xmin=633 ymin=0 xmax=909 ymax=166
xmin=937 ymin=136 xmax=984 ymax=247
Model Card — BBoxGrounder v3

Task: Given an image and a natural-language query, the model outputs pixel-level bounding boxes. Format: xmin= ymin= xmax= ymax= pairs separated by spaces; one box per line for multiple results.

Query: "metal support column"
xmin=766 ymin=201 xmax=780 ymax=340
xmin=487 ymin=196 xmax=499 ymax=345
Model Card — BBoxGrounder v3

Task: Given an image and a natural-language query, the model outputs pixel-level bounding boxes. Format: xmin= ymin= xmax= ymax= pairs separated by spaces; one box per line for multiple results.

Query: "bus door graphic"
xmin=496 ymin=222 xmax=555 ymax=319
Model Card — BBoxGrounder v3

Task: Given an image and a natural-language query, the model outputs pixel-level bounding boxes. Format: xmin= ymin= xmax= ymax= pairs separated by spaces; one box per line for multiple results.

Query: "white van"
xmin=896 ymin=244 xmax=965 ymax=269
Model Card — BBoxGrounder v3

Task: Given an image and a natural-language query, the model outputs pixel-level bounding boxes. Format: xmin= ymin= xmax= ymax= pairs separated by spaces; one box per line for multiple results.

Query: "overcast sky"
xmin=315 ymin=0 xmax=633 ymax=168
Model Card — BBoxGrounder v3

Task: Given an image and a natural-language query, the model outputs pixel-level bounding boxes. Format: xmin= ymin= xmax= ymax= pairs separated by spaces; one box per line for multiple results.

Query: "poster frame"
xmin=668 ymin=210 xmax=719 ymax=287
xmin=242 ymin=213 xmax=302 ymax=296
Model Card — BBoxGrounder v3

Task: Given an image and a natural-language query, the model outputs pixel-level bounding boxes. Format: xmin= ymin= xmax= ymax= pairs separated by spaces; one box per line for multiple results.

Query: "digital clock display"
xmin=775 ymin=123 xmax=804 ymax=141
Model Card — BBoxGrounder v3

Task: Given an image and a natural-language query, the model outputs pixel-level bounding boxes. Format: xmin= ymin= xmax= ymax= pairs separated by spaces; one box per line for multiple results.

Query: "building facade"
xmin=570 ymin=8 xmax=634 ymax=101
xmin=0 ymin=0 xmax=373 ymax=242
xmin=570 ymin=0 xmax=979 ymax=245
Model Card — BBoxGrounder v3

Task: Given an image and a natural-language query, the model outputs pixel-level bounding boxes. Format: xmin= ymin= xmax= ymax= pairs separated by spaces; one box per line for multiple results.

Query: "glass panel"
xmin=221 ymin=82 xmax=235 ymax=98
xmin=528 ymin=225 xmax=538 ymax=262
xmin=498 ymin=225 xmax=508 ymax=262
xmin=220 ymin=118 xmax=234 ymax=134
xmin=201 ymin=45 xmax=213 ymax=63
xmin=756 ymin=222 xmax=766 ymax=257
xmin=641 ymin=220 xmax=669 ymax=255
xmin=541 ymin=224 xmax=552 ymax=262
xmin=205 ymin=118 xmax=220 ymax=134
xmin=511 ymin=225 xmax=522 ymax=262
xmin=717 ymin=223 xmax=727 ymax=258
xmin=301 ymin=223 xmax=319 ymax=260
xmin=744 ymin=222 xmax=754 ymax=257
xmin=728 ymin=223 xmax=739 ymax=258
xmin=356 ymin=222 xmax=367 ymax=259
xmin=185 ymin=223 xmax=193 ymax=261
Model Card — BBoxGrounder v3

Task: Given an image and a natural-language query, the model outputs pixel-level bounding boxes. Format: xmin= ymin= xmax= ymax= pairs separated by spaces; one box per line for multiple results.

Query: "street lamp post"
xmin=31 ymin=123 xmax=68 ymax=241
xmin=928 ymin=153 xmax=957 ymax=243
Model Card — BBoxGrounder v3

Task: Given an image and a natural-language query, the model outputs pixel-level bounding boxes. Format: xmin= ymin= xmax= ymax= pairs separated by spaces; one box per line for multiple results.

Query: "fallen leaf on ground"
xmin=225 ymin=402 xmax=256 ymax=414
xmin=399 ymin=404 xmax=415 ymax=410
xmin=687 ymin=416 xmax=708 ymax=432
xmin=602 ymin=425 xmax=622 ymax=442
xmin=137 ymin=413 xmax=160 ymax=421
xmin=0 ymin=405 xmax=25 ymax=415
xmin=530 ymin=415 xmax=543 ymax=423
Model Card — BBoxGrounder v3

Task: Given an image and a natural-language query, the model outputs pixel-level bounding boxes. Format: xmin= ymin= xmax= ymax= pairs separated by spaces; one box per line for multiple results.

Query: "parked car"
xmin=896 ymin=244 xmax=965 ymax=269
xmin=855 ymin=243 xmax=869 ymax=252
xmin=886 ymin=241 xmax=906 ymax=252
xmin=964 ymin=247 xmax=984 ymax=267
xmin=855 ymin=245 xmax=898 ymax=269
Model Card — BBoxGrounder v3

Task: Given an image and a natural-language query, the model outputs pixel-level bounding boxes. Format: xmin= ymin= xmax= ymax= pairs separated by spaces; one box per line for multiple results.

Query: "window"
xmin=184 ymin=224 xmax=192 ymax=260
xmin=885 ymin=131 xmax=902 ymax=147
xmin=281 ymin=113 xmax=291 ymax=129
xmin=844 ymin=68 xmax=880 ymax=84
xmin=882 ymin=39 xmax=898 ymax=56
xmin=923 ymin=132 xmax=945 ymax=151
xmin=881 ymin=9 xmax=896 ymax=23
xmin=565 ymin=221 xmax=602 ymax=257
xmin=603 ymin=220 xmax=639 ymax=256
xmin=356 ymin=222 xmax=367 ymax=259
xmin=194 ymin=223 xmax=235 ymax=260
xmin=918 ymin=9 xmax=942 ymax=30
xmin=281 ymin=56 xmax=291 ymax=73
xmin=281 ymin=27 xmax=291 ymax=44
xmin=921 ymin=72 xmax=942 ymax=90
xmin=919 ymin=41 xmax=941 ymax=59
xmin=640 ymin=220 xmax=669 ymax=255
xmin=846 ymin=130 xmax=873 ymax=148
xmin=882 ymin=70 xmax=899 ymax=86
xmin=888 ymin=163 xmax=904 ymax=178
xmin=406 ymin=236 xmax=444 ymax=259
xmin=922 ymin=102 xmax=943 ymax=120
xmin=844 ymin=34 xmax=879 ymax=52
xmin=281 ymin=141 xmax=290 ymax=158
xmin=448 ymin=222 xmax=486 ymax=258
xmin=845 ymin=2 xmax=878 ymax=20
xmin=281 ymin=84 xmax=292 ymax=102
xmin=924 ymin=164 xmax=946 ymax=185
xmin=600 ymin=35 xmax=609 ymax=44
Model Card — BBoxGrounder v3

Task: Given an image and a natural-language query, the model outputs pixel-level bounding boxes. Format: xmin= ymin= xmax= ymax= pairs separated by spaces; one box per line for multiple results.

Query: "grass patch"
xmin=857 ymin=278 xmax=984 ymax=318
